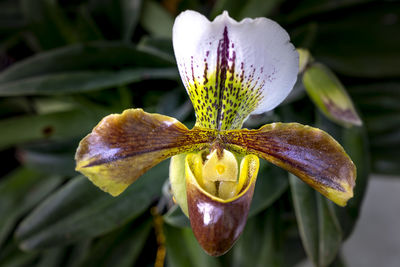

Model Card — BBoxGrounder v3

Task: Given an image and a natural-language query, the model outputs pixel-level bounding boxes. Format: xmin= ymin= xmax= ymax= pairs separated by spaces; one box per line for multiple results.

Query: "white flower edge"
xmin=173 ymin=10 xmax=299 ymax=121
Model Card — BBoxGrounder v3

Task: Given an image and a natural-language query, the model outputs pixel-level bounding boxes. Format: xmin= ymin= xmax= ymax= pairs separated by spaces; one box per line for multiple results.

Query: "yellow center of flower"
xmin=189 ymin=148 xmax=246 ymax=200
xmin=216 ymin=165 xmax=225 ymax=175
xmin=185 ymin=147 xmax=259 ymax=203
xmin=203 ymin=149 xmax=238 ymax=182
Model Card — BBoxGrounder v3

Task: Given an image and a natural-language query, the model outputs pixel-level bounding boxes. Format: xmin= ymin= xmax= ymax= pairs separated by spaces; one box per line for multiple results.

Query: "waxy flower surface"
xmin=75 ymin=10 xmax=356 ymax=256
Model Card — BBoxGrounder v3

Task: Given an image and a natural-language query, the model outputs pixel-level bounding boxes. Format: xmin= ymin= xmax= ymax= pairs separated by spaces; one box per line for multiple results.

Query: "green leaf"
xmin=0 ymin=98 xmax=32 ymax=118
xmin=20 ymin=0 xmax=78 ymax=49
xmin=164 ymin=224 xmax=192 ymax=267
xmin=164 ymin=224 xmax=221 ymax=267
xmin=163 ymin=205 xmax=190 ymax=228
xmin=0 ymin=241 xmax=38 ymax=267
xmin=15 ymin=160 xmax=168 ymax=250
xmin=337 ymin=126 xmax=370 ymax=238
xmin=281 ymin=236 xmax=308 ymax=267
xmin=0 ymin=0 xmax=25 ymax=32
xmin=317 ymin=195 xmax=342 ymax=267
xmin=156 ymin=89 xmax=192 ymax=122
xmin=290 ymin=173 xmax=343 ymax=267
xmin=140 ymin=0 xmax=173 ymax=38
xmin=80 ymin=218 xmax=152 ymax=267
xmin=32 ymin=97 xmax=77 ymax=115
xmin=249 ymin=161 xmax=288 ymax=216
xmin=289 ymin=174 xmax=319 ymax=266
xmin=18 ymin=139 xmax=78 ymax=176
xmin=138 ymin=36 xmax=174 ymax=56
xmin=0 ymin=68 xmax=178 ymax=96
xmin=0 ymin=168 xmax=62 ymax=249
xmin=88 ymin=0 xmax=142 ymax=41
xmin=20 ymin=1 xmax=102 ymax=47
xmin=0 ymin=41 xmax=179 ymax=96
xmin=64 ymin=241 xmax=91 ymax=267
xmin=303 ymin=63 xmax=362 ymax=127
xmin=316 ymin=113 xmax=370 ymax=239
xmin=311 ymin=2 xmax=400 ymax=78
xmin=74 ymin=5 xmax=104 ymax=42
xmin=0 ymin=109 xmax=105 ymax=150
xmin=37 ymin=247 xmax=66 ymax=267
xmin=138 ymin=36 xmax=175 ymax=63
xmin=0 ymin=42 xmax=175 ymax=84
xmin=120 ymin=0 xmax=142 ymax=42
xmin=232 ymin=208 xmax=283 ymax=267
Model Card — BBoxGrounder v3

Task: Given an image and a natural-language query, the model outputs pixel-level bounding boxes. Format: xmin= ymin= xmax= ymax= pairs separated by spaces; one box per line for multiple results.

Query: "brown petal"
xmin=75 ymin=108 xmax=214 ymax=196
xmin=185 ymin=153 xmax=259 ymax=256
xmin=221 ymin=123 xmax=356 ymax=206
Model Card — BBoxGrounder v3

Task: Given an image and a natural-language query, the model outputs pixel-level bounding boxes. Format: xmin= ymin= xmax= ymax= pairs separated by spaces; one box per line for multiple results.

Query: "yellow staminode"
xmin=185 ymin=149 xmax=259 ymax=201
xmin=202 ymin=149 xmax=238 ymax=199
xmin=202 ymin=149 xmax=238 ymax=182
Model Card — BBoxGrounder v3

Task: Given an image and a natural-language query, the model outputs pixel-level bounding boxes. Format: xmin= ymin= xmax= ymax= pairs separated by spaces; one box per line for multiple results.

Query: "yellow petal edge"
xmin=75 ymin=109 xmax=213 ymax=196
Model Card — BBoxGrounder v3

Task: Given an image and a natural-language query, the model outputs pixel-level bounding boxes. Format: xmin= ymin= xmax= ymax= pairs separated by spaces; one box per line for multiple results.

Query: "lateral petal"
xmin=221 ymin=123 xmax=356 ymax=206
xmin=173 ymin=10 xmax=298 ymax=130
xmin=75 ymin=109 xmax=214 ymax=196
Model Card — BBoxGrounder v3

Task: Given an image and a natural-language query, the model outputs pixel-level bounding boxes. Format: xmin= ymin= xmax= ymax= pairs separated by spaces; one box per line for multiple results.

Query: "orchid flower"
xmin=75 ymin=10 xmax=356 ymax=256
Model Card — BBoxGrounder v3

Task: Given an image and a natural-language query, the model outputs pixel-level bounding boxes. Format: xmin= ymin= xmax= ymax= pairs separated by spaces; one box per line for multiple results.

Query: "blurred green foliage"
xmin=0 ymin=0 xmax=399 ymax=266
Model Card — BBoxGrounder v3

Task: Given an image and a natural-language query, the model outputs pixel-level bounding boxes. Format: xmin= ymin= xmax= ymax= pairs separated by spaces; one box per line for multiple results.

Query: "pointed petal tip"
xmin=75 ymin=108 xmax=213 ymax=197
xmin=75 ymin=161 xmax=127 ymax=197
xmin=222 ymin=123 xmax=356 ymax=207
xmin=325 ymin=179 xmax=355 ymax=207
xmin=213 ymin=10 xmax=234 ymax=23
xmin=343 ymin=114 xmax=363 ymax=128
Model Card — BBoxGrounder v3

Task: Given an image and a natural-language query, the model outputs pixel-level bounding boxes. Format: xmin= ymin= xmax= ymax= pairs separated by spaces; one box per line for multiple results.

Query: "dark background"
xmin=0 ymin=0 xmax=399 ymax=266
